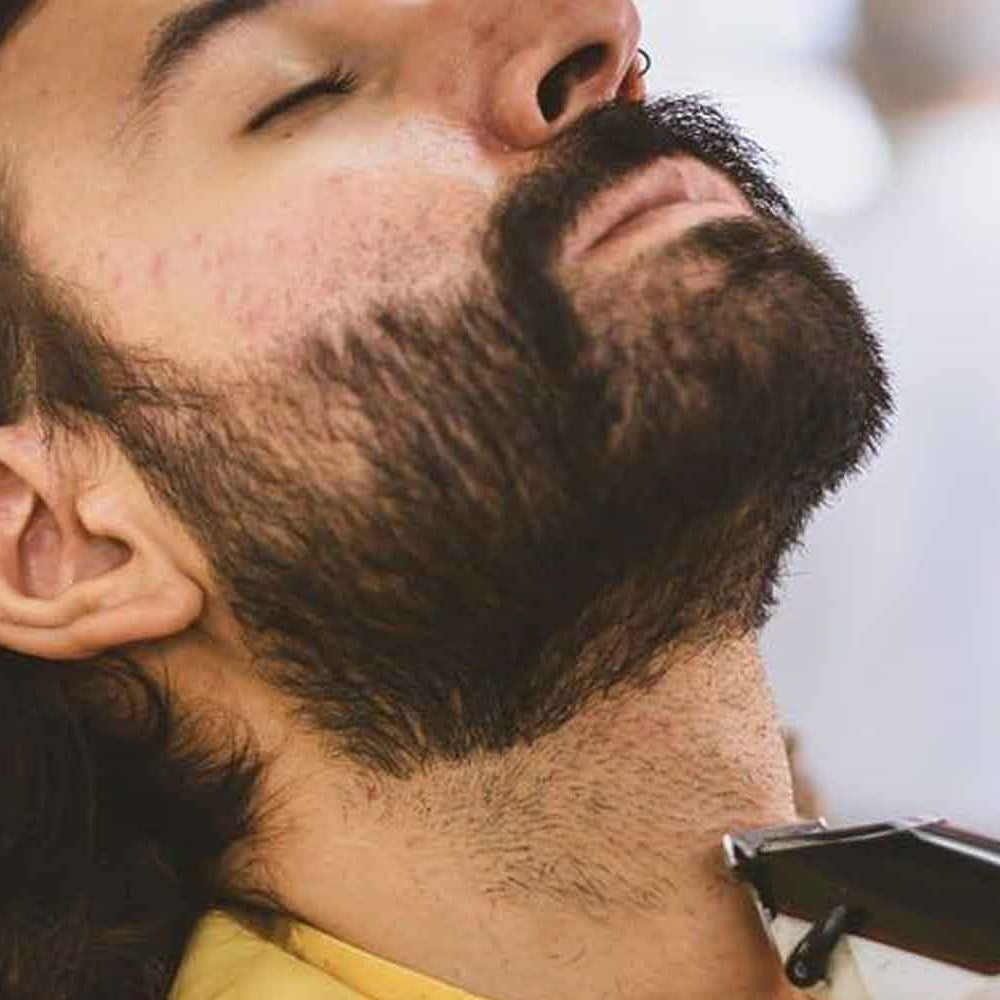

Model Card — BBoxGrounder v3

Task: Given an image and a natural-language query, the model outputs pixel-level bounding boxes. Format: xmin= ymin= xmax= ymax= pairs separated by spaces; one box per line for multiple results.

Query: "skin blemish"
xmin=150 ymin=251 xmax=167 ymax=287
xmin=437 ymin=74 xmax=460 ymax=102
xmin=473 ymin=19 xmax=500 ymax=47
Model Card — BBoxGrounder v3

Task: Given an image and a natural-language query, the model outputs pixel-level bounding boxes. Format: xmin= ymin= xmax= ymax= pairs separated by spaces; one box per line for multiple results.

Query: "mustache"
xmin=488 ymin=95 xmax=797 ymax=272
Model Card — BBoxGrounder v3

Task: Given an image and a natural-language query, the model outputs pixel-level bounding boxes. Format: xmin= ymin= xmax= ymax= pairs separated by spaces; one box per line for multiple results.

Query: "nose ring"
xmin=637 ymin=48 xmax=653 ymax=77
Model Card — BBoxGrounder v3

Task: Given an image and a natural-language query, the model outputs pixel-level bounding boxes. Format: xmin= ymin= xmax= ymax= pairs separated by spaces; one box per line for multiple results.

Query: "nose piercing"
xmin=637 ymin=48 xmax=652 ymax=77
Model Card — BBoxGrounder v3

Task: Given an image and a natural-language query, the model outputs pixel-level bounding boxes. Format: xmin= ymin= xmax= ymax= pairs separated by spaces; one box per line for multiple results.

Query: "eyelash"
xmin=248 ymin=65 xmax=359 ymax=132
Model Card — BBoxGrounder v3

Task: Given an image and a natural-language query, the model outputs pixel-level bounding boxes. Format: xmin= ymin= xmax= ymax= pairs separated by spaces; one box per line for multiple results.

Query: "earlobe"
xmin=0 ymin=421 xmax=205 ymax=661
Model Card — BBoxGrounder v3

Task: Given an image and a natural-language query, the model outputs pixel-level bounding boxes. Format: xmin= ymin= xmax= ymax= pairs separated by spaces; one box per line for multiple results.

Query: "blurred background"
xmin=638 ymin=0 xmax=1000 ymax=833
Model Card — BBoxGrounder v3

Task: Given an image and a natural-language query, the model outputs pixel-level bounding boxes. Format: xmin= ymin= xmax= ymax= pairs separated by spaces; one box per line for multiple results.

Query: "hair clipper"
xmin=723 ymin=817 xmax=1000 ymax=999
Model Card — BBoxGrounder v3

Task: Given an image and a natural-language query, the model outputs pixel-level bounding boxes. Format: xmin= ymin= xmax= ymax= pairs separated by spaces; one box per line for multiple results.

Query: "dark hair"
xmin=0 ymin=1 xmax=39 ymax=50
xmin=0 ymin=174 xmax=264 ymax=999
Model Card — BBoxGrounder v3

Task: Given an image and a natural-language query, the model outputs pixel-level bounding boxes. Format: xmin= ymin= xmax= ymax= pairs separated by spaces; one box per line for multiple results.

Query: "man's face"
xmin=4 ymin=0 xmax=649 ymax=367
xmin=1 ymin=0 xmax=889 ymax=779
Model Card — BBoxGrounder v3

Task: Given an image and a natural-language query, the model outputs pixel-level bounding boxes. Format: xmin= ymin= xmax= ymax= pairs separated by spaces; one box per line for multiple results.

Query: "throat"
xmin=239 ymin=638 xmax=800 ymax=1000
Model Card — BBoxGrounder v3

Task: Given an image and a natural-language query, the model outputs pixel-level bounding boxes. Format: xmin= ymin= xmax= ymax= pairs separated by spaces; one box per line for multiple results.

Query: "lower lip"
xmin=588 ymin=199 xmax=752 ymax=257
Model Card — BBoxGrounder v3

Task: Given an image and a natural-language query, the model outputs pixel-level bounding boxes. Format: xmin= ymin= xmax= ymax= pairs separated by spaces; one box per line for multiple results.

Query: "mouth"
xmin=563 ymin=156 xmax=753 ymax=262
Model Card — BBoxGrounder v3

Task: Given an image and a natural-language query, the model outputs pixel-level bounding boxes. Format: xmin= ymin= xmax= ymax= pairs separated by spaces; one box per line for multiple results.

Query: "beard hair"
xmin=80 ymin=99 xmax=890 ymax=779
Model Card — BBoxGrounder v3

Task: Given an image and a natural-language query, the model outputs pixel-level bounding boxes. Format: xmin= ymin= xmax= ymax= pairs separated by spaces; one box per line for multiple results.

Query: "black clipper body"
xmin=723 ymin=817 xmax=1000 ymax=999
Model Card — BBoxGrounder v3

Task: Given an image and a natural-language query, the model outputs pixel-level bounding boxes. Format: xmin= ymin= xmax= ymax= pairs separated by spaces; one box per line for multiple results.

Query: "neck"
xmin=235 ymin=637 xmax=805 ymax=1000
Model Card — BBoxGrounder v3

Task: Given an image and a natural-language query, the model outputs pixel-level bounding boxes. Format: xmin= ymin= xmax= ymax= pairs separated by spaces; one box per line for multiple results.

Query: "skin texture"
xmin=0 ymin=2 xmax=890 ymax=998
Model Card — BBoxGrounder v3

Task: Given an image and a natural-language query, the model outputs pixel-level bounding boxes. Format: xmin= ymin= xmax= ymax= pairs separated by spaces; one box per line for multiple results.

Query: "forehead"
xmin=0 ymin=0 xmax=167 ymax=150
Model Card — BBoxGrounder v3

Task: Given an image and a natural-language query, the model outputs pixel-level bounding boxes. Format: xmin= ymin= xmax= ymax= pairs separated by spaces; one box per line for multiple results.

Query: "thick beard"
xmin=100 ymin=99 xmax=891 ymax=778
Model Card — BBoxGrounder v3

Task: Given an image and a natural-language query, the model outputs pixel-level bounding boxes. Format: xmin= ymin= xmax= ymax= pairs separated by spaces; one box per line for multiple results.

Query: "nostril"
xmin=537 ymin=43 xmax=610 ymax=122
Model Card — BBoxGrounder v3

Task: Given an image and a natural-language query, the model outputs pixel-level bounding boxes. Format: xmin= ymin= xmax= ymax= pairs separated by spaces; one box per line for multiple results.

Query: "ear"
xmin=0 ymin=419 xmax=204 ymax=661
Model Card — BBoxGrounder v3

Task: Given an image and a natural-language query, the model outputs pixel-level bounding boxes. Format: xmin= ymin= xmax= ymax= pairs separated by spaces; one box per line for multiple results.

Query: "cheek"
xmin=93 ymin=175 xmax=489 ymax=364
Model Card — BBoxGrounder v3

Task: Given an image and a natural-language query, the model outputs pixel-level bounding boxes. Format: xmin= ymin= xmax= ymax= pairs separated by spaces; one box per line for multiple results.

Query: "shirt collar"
xmin=268 ymin=915 xmax=492 ymax=1000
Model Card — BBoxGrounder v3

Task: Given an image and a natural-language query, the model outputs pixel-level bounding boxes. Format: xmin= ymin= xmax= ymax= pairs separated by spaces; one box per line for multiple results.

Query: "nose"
xmin=481 ymin=0 xmax=643 ymax=150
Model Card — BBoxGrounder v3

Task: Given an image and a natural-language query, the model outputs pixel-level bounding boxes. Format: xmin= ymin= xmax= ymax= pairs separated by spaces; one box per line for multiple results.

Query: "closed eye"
xmin=247 ymin=66 xmax=359 ymax=132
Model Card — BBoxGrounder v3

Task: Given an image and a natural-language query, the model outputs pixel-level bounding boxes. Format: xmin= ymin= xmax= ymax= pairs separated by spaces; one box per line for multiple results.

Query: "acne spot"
xmin=150 ymin=252 xmax=167 ymax=287
xmin=192 ymin=232 xmax=205 ymax=249
xmin=437 ymin=75 xmax=460 ymax=101
xmin=111 ymin=272 xmax=125 ymax=292
xmin=473 ymin=19 xmax=499 ymax=47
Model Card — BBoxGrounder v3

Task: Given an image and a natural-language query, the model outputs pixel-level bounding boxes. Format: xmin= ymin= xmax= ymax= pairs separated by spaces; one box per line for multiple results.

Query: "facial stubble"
xmin=91 ymin=99 xmax=892 ymax=780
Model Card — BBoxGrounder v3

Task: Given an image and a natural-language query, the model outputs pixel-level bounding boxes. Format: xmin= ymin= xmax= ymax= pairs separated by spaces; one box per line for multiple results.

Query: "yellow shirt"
xmin=170 ymin=909 xmax=491 ymax=1000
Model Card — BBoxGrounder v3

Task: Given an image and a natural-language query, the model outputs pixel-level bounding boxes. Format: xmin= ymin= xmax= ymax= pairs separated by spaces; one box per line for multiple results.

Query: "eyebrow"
xmin=139 ymin=0 xmax=284 ymax=107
